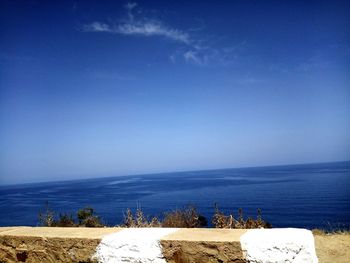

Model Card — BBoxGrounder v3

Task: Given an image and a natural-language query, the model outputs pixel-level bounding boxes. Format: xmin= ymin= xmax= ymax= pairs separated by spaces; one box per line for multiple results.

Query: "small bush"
xmin=38 ymin=203 xmax=105 ymax=227
xmin=56 ymin=213 xmax=75 ymax=227
xmin=212 ymin=204 xmax=234 ymax=228
xmin=77 ymin=207 xmax=94 ymax=224
xmin=124 ymin=208 xmax=136 ymax=227
xmin=38 ymin=201 xmax=56 ymax=227
xmin=212 ymin=204 xmax=271 ymax=229
xmin=312 ymin=222 xmax=350 ymax=235
xmin=162 ymin=205 xmax=207 ymax=228
xmin=38 ymin=202 xmax=272 ymax=229
xmin=123 ymin=207 xmax=161 ymax=227
xmin=77 ymin=207 xmax=103 ymax=227
xmin=312 ymin=229 xmax=326 ymax=235
xmin=122 ymin=206 xmax=207 ymax=228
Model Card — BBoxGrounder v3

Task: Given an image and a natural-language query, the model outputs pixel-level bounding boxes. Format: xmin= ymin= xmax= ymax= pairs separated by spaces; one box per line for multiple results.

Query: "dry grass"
xmin=77 ymin=207 xmax=104 ymax=227
xmin=38 ymin=202 xmax=103 ymax=227
xmin=312 ymin=229 xmax=350 ymax=235
xmin=211 ymin=204 xmax=271 ymax=229
xmin=39 ymin=202 xmax=271 ymax=228
xmin=162 ymin=205 xmax=207 ymax=228
xmin=123 ymin=207 xmax=161 ymax=227
xmin=122 ymin=205 xmax=207 ymax=228
xmin=312 ymin=222 xmax=350 ymax=235
xmin=38 ymin=202 xmax=56 ymax=227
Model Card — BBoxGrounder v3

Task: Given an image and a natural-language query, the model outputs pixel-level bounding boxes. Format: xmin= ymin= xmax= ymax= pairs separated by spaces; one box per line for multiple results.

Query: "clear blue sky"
xmin=1 ymin=0 xmax=349 ymax=184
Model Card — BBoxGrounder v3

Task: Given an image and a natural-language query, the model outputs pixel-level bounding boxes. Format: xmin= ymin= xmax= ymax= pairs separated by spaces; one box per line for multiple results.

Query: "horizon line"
xmin=1 ymin=159 xmax=349 ymax=187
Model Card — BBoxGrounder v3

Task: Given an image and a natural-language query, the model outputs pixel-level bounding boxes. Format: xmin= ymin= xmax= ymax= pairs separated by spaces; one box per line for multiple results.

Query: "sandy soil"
xmin=314 ymin=233 xmax=350 ymax=263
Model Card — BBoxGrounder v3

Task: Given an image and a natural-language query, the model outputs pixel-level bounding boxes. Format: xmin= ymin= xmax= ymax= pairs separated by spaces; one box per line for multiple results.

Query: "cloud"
xmin=180 ymin=45 xmax=242 ymax=66
xmin=125 ymin=2 xmax=137 ymax=11
xmin=82 ymin=2 xmax=241 ymax=66
xmin=117 ymin=21 xmax=190 ymax=44
xmin=83 ymin=20 xmax=190 ymax=44
xmin=169 ymin=54 xmax=176 ymax=63
xmin=183 ymin=51 xmax=204 ymax=65
xmin=82 ymin=3 xmax=190 ymax=44
xmin=83 ymin=22 xmax=111 ymax=32
xmin=125 ymin=2 xmax=138 ymax=21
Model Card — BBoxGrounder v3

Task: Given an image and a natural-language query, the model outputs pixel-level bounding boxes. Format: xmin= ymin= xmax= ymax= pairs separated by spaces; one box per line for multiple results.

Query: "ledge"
xmin=0 ymin=227 xmax=349 ymax=262
xmin=0 ymin=226 xmax=122 ymax=239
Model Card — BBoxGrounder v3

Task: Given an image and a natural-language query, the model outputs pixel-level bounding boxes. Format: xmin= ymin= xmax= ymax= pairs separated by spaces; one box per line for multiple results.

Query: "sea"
xmin=0 ymin=161 xmax=349 ymax=229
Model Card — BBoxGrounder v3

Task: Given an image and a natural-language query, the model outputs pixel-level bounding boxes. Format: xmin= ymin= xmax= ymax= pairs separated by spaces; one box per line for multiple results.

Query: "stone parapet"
xmin=0 ymin=227 xmax=348 ymax=262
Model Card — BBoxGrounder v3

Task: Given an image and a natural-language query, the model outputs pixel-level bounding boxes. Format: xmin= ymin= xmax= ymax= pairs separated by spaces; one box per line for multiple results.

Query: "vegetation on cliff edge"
xmin=38 ymin=202 xmax=271 ymax=228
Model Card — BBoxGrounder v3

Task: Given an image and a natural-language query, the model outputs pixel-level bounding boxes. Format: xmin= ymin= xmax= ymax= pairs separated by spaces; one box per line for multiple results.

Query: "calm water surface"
xmin=1 ymin=161 xmax=349 ymax=229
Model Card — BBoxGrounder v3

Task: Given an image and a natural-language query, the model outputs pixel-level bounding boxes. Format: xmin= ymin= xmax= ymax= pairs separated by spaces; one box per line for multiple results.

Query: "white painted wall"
xmin=93 ymin=228 xmax=179 ymax=263
xmin=240 ymin=228 xmax=318 ymax=263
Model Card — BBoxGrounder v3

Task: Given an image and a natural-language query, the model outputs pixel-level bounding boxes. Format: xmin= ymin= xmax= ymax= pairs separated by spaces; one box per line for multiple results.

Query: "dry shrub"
xmin=123 ymin=205 xmax=207 ymax=228
xmin=38 ymin=202 xmax=105 ymax=227
xmin=39 ymin=202 xmax=272 ymax=229
xmin=162 ymin=205 xmax=207 ymax=228
xmin=56 ymin=213 xmax=75 ymax=227
xmin=312 ymin=223 xmax=350 ymax=235
xmin=123 ymin=207 xmax=161 ymax=227
xmin=312 ymin=229 xmax=326 ymax=235
xmin=212 ymin=204 xmax=271 ymax=229
xmin=38 ymin=201 xmax=56 ymax=227
xmin=77 ymin=207 xmax=103 ymax=227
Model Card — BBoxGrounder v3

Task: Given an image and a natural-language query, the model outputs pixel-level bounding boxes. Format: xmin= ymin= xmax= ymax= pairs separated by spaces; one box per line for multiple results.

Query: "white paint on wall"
xmin=93 ymin=228 xmax=179 ymax=263
xmin=240 ymin=228 xmax=318 ymax=263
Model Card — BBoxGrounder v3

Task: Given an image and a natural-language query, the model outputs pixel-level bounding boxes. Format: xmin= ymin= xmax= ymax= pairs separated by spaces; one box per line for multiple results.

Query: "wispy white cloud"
xmin=169 ymin=54 xmax=176 ymax=64
xmin=82 ymin=3 xmax=190 ymax=44
xmin=179 ymin=43 xmax=244 ymax=66
xmin=172 ymin=40 xmax=247 ymax=66
xmin=183 ymin=50 xmax=205 ymax=65
xmin=84 ymin=20 xmax=190 ymax=44
xmin=82 ymin=2 xmax=242 ymax=66
xmin=117 ymin=21 xmax=190 ymax=44
xmin=125 ymin=2 xmax=137 ymax=21
xmin=125 ymin=2 xmax=137 ymax=11
xmin=83 ymin=22 xmax=111 ymax=32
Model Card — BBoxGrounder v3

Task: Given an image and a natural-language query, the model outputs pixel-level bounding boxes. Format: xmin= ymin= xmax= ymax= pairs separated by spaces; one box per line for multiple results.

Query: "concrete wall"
xmin=0 ymin=227 xmax=348 ymax=263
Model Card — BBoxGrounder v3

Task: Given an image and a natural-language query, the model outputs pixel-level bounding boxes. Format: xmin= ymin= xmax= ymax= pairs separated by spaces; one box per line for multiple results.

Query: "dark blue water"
xmin=1 ymin=161 xmax=350 ymax=229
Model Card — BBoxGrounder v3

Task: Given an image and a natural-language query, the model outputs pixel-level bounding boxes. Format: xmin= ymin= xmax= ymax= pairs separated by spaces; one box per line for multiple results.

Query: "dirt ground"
xmin=314 ymin=233 xmax=350 ymax=263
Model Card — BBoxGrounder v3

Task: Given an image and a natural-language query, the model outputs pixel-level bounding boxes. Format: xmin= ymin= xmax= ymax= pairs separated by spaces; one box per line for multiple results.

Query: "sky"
xmin=0 ymin=0 xmax=349 ymax=184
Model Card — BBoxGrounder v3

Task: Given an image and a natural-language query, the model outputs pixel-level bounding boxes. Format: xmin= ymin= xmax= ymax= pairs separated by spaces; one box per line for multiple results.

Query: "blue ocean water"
xmin=0 ymin=161 xmax=349 ymax=229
